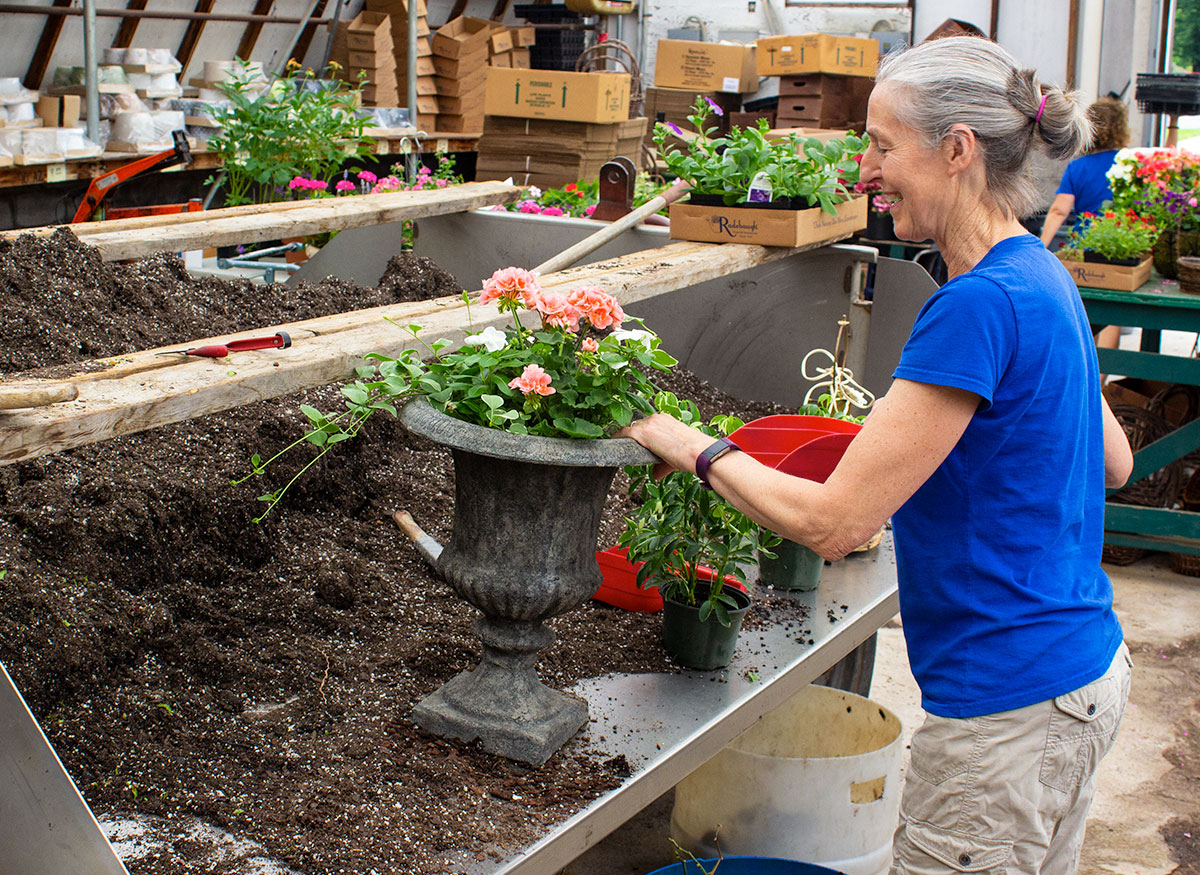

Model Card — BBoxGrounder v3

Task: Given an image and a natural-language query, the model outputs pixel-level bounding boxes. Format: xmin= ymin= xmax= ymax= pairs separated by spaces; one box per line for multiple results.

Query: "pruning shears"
xmin=156 ymin=332 xmax=292 ymax=358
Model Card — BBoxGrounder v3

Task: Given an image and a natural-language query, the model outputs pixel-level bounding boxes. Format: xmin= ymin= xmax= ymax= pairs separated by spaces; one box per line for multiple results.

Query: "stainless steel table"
xmin=461 ymin=535 xmax=900 ymax=875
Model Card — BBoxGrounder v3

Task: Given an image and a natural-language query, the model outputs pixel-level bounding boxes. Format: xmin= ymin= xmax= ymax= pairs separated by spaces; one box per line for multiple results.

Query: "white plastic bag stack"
xmin=0 ymin=77 xmax=40 ymax=128
xmin=109 ymin=109 xmax=186 ymax=151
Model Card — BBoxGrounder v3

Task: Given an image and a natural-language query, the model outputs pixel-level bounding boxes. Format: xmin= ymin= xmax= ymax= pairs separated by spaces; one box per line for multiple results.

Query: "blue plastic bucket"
xmin=646 ymin=857 xmax=845 ymax=875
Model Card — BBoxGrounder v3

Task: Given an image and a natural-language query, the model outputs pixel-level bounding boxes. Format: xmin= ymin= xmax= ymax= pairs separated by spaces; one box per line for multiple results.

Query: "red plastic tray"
xmin=730 ymin=414 xmax=861 ymax=474
xmin=592 ymin=547 xmax=746 ymax=613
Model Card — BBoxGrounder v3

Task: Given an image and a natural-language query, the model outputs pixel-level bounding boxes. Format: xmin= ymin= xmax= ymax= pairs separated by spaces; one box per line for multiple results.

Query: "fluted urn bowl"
xmin=399 ymin=397 xmax=656 ymax=766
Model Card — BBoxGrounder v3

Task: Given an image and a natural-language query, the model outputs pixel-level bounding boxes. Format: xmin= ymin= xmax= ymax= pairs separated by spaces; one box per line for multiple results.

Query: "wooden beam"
xmin=490 ymin=0 xmax=511 ymax=21
xmin=236 ymin=0 xmax=277 ymax=60
xmin=988 ymin=0 xmax=999 ymax=41
xmin=1066 ymin=0 xmax=1079 ymax=90
xmin=446 ymin=0 xmax=469 ymax=23
xmin=290 ymin=0 xmax=328 ymax=66
xmin=1 ymin=181 xmax=521 ymax=261
xmin=23 ymin=0 xmax=73 ymax=90
xmin=176 ymin=0 xmax=216 ymax=75
xmin=112 ymin=0 xmax=150 ymax=48
xmin=0 ymin=236 xmax=851 ymax=465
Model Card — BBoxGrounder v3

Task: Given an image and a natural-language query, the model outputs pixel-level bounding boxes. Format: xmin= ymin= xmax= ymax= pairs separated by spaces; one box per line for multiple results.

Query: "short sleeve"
xmin=1056 ymin=159 xmax=1079 ymax=196
xmin=892 ymin=275 xmax=1017 ymax=408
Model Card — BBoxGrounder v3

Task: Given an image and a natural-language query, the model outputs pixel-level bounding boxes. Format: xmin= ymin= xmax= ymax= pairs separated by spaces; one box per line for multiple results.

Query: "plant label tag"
xmin=722 ymin=76 xmax=740 ymax=92
xmin=436 ymin=138 xmax=449 ymax=153
xmin=45 ymin=163 xmax=67 ymax=183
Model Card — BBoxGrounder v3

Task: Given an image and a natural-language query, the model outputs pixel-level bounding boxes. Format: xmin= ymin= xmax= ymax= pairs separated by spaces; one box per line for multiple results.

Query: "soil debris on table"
xmin=0 ymin=229 xmax=811 ymax=874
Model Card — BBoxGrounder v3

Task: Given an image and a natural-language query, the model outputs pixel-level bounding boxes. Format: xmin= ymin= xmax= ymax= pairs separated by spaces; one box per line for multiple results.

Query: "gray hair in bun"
xmin=875 ymin=36 xmax=1092 ymax=217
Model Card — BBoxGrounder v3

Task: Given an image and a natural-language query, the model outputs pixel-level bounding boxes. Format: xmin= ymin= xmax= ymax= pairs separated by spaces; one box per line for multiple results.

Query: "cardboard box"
xmin=775 ymin=95 xmax=846 ymax=127
xmin=348 ymin=49 xmax=385 ymax=69
xmin=414 ymin=56 xmax=436 ymax=77
xmin=490 ymin=51 xmax=512 ymax=68
xmin=510 ymin=48 xmax=531 ymax=69
xmin=510 ymin=26 xmax=536 ymax=48
xmin=483 ymin=25 xmax=513 ymax=55
xmin=432 ymin=16 xmax=491 ymax=59
xmin=432 ymin=50 xmax=488 ymax=79
xmin=755 ymin=34 xmax=878 ymax=77
xmin=922 ymin=17 xmax=986 ymax=42
xmin=439 ymin=92 xmax=484 ymax=115
xmin=434 ymin=71 xmax=486 ymax=96
xmin=1057 ymin=255 xmax=1152 ymax=292
xmin=668 ymin=195 xmax=867 ymax=247
xmin=416 ymin=94 xmax=440 ymax=115
xmin=346 ymin=11 xmax=393 ymax=51
xmin=485 ymin=68 xmax=631 ymax=123
xmin=730 ymin=109 xmax=775 ymax=129
xmin=654 ymin=40 xmax=757 ymax=93
xmin=416 ymin=75 xmax=438 ymax=96
xmin=436 ymin=112 xmax=484 ymax=132
xmin=1103 ymin=377 xmax=1194 ymax=425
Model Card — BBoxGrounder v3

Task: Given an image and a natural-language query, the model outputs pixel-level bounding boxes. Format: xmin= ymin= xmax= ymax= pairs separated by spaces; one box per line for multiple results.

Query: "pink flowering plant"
xmin=243 ymin=267 xmax=677 ymax=517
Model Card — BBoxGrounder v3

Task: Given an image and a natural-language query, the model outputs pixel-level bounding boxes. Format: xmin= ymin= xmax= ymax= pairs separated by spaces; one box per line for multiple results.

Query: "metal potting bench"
xmin=1080 ymin=276 xmax=1200 ymax=554
xmin=469 ymin=540 xmax=899 ymax=875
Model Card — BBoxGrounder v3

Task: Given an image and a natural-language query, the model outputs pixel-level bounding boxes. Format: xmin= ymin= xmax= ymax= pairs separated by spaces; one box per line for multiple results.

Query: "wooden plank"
xmin=176 ymin=0 xmax=217 ymax=74
xmin=236 ymin=0 xmax=277 ymax=60
xmin=1 ymin=182 xmax=521 ymax=261
xmin=23 ymin=0 xmax=73 ymax=89
xmin=0 ymin=239 xmax=830 ymax=465
xmin=290 ymin=0 xmax=328 ymax=66
xmin=113 ymin=0 xmax=150 ymax=48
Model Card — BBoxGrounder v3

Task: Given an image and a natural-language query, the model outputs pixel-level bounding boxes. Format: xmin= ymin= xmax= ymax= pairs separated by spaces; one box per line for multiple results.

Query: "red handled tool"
xmin=156 ymin=332 xmax=292 ymax=358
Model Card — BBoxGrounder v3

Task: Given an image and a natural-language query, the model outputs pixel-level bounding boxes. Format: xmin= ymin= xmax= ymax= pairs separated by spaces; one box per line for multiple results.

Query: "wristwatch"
xmin=695 ymin=437 xmax=741 ymax=490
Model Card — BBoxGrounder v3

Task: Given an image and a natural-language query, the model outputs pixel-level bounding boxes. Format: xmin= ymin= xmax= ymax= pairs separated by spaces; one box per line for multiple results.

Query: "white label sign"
xmin=722 ymin=76 xmax=740 ymax=92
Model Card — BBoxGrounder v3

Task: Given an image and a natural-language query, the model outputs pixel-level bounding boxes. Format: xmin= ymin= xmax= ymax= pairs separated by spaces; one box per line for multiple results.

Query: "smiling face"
xmin=859 ymin=84 xmax=952 ymax=244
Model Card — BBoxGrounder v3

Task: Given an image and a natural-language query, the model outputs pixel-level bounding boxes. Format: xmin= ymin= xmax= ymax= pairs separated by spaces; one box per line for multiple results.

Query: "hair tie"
xmin=1035 ymin=93 xmax=1049 ymax=124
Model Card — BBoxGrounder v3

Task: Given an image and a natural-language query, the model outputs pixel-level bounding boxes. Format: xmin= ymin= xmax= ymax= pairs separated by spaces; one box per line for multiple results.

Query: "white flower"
xmin=611 ymin=328 xmax=655 ymax=350
xmin=462 ymin=326 xmax=507 ymax=353
xmin=528 ymin=186 xmax=542 ymax=199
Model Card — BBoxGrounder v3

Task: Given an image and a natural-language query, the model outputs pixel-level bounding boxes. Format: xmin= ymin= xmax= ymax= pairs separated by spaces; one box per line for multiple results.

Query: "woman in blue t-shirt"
xmin=621 ymin=37 xmax=1134 ymax=874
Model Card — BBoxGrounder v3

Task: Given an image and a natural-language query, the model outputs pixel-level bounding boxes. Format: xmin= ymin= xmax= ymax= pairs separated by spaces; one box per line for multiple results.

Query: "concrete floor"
xmin=565 ymin=553 xmax=1200 ymax=875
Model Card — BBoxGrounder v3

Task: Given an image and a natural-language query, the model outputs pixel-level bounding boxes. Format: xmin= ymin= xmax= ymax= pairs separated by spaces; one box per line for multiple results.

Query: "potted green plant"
xmin=618 ymin=394 xmax=780 ymax=670
xmin=653 ymin=96 xmax=869 ymax=246
xmin=1056 ymin=208 xmax=1160 ymax=291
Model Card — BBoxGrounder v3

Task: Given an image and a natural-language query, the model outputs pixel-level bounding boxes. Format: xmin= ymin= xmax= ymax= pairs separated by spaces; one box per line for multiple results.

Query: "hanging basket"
xmin=1178 ymin=256 xmax=1200 ymax=295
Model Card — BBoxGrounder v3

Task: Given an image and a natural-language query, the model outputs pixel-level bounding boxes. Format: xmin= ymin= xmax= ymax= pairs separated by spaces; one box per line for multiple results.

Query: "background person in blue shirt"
xmin=622 ymin=37 xmax=1134 ymax=874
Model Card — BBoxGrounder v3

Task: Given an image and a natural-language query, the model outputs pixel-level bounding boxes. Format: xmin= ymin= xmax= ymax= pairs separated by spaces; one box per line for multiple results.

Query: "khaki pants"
xmin=891 ymin=643 xmax=1132 ymax=874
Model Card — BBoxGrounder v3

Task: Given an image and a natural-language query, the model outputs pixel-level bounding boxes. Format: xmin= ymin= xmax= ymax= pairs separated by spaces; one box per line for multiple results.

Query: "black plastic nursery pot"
xmin=1082 ymin=250 xmax=1144 ymax=267
xmin=758 ymin=539 xmax=824 ymax=592
xmin=661 ymin=583 xmax=752 ymax=670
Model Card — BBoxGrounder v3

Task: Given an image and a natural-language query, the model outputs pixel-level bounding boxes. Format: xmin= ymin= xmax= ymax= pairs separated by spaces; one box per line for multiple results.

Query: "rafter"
xmin=23 ymin=0 xmax=73 ymax=89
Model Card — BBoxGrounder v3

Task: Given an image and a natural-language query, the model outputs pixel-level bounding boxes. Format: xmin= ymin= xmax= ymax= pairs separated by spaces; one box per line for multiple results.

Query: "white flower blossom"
xmin=462 ymin=326 xmax=507 ymax=353
xmin=528 ymin=186 xmax=542 ymax=199
xmin=611 ymin=328 xmax=655 ymax=350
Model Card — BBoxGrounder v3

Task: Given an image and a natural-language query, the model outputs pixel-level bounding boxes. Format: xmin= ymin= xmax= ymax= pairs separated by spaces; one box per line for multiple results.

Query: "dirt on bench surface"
xmin=0 ymin=229 xmax=811 ymax=874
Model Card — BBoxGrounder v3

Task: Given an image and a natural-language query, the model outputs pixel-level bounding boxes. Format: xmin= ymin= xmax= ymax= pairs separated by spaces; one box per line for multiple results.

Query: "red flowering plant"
xmin=242 ymin=267 xmax=677 ymax=517
xmin=1108 ymin=147 xmax=1200 ymax=234
xmin=1062 ymin=209 xmax=1160 ymax=263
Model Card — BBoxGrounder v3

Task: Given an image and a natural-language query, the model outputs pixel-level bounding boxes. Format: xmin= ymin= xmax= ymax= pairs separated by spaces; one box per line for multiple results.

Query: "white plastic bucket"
xmin=671 ymin=684 xmax=904 ymax=875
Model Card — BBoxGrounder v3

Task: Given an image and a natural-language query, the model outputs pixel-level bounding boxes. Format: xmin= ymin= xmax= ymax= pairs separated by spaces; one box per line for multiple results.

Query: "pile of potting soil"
xmin=0 ymin=229 xmax=806 ymax=874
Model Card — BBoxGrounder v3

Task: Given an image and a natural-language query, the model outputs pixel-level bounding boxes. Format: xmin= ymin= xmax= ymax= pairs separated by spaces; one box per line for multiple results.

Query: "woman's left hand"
xmin=617 ymin=414 xmax=714 ymax=479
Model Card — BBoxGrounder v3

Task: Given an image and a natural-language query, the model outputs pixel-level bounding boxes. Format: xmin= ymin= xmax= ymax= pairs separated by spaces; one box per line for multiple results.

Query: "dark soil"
xmin=0 ymin=230 xmax=803 ymax=874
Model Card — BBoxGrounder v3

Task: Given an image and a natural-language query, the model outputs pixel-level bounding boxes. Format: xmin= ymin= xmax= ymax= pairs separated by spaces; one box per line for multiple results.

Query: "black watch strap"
xmin=695 ymin=437 xmax=740 ymax=490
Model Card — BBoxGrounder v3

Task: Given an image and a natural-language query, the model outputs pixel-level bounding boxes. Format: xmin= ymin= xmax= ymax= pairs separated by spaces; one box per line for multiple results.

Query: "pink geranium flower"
xmin=581 ymin=337 xmax=599 ymax=353
xmin=540 ymin=206 xmax=564 ymax=217
xmin=536 ymin=292 xmax=582 ymax=332
xmin=509 ymin=364 xmax=555 ymax=396
xmin=584 ymin=204 xmax=596 ymax=217
xmin=480 ymin=267 xmax=542 ymax=308
xmin=567 ymin=287 xmax=625 ymax=330
xmin=518 ymin=200 xmax=542 ymax=214
xmin=335 ymin=180 xmax=355 ymax=193
xmin=357 ymin=170 xmax=377 ymax=184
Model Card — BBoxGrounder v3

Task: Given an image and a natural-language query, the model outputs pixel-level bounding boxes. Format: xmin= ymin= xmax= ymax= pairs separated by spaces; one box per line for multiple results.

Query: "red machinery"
xmin=71 ymin=130 xmax=202 ymax=223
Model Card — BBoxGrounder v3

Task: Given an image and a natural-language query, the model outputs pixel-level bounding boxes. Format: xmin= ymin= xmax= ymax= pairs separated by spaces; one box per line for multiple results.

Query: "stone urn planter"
xmin=397 ymin=398 xmax=656 ymax=766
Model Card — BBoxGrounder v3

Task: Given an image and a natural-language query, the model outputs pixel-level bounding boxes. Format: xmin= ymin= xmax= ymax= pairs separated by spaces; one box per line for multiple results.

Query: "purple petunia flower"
xmin=665 ymin=121 xmax=684 ymax=137
xmin=704 ymin=96 xmax=724 ymax=117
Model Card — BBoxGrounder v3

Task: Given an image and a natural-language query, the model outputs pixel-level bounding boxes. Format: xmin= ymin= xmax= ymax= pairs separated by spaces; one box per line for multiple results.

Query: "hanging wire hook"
xmin=800 ymin=317 xmax=875 ymax=418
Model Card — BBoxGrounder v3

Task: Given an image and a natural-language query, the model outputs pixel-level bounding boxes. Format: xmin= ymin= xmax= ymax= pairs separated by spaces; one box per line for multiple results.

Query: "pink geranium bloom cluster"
xmin=288 ymin=176 xmax=329 ymax=192
xmin=335 ymin=180 xmax=355 ymax=193
xmin=479 ymin=266 xmax=544 ymax=309
xmin=479 ymin=268 xmax=625 ymax=333
xmin=371 ymin=175 xmax=405 ymax=193
xmin=509 ymin=364 xmax=555 ymax=396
